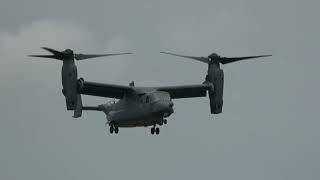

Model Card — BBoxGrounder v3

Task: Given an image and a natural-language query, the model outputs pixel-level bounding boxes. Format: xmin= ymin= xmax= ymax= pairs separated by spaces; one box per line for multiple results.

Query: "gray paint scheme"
xmin=29 ymin=47 xmax=271 ymax=134
xmin=1 ymin=1 xmax=319 ymax=179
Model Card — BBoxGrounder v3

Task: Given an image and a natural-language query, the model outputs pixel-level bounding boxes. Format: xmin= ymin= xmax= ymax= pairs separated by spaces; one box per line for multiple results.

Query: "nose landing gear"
xmin=158 ymin=119 xmax=168 ymax=126
xmin=163 ymin=119 xmax=167 ymax=125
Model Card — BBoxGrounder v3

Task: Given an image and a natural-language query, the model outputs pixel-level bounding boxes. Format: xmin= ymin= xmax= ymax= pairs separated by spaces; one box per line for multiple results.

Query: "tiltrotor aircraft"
xmin=29 ymin=47 xmax=271 ymax=135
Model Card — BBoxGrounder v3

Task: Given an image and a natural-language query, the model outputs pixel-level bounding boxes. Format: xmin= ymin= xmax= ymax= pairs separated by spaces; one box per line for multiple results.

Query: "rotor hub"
xmin=63 ymin=49 xmax=74 ymax=55
xmin=208 ymin=53 xmax=221 ymax=64
xmin=62 ymin=49 xmax=75 ymax=60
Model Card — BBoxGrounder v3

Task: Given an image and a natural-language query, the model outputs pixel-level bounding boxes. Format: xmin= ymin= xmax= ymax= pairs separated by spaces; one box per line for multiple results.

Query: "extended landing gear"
xmin=151 ymin=126 xmax=160 ymax=135
xmin=109 ymin=124 xmax=119 ymax=134
xmin=159 ymin=119 xmax=167 ymax=126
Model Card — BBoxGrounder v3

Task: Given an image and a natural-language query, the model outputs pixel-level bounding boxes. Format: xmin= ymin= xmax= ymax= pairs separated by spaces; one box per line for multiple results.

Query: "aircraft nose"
xmin=157 ymin=101 xmax=174 ymax=115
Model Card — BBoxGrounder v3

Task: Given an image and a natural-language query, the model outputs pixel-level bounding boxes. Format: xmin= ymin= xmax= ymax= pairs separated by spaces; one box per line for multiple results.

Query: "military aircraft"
xmin=29 ymin=47 xmax=271 ymax=135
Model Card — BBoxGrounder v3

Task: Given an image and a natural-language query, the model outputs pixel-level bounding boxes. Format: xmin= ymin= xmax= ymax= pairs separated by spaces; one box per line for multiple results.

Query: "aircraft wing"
xmin=156 ymin=83 xmax=212 ymax=99
xmin=78 ymin=80 xmax=134 ymax=99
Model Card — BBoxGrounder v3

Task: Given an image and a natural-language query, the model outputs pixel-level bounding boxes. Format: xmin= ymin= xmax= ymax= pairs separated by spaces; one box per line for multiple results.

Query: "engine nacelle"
xmin=61 ymin=62 xmax=78 ymax=110
xmin=206 ymin=64 xmax=224 ymax=114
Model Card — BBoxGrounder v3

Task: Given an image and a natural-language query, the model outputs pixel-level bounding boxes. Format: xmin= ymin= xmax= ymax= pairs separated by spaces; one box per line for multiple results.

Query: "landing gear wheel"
xmin=114 ymin=126 xmax=119 ymax=134
xmin=155 ymin=127 xmax=160 ymax=135
xmin=151 ymin=127 xmax=155 ymax=135
xmin=109 ymin=126 xmax=114 ymax=134
xmin=163 ymin=119 xmax=167 ymax=125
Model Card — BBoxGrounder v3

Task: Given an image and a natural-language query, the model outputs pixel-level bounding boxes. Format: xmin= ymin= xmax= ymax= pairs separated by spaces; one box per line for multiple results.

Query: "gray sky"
xmin=0 ymin=0 xmax=319 ymax=179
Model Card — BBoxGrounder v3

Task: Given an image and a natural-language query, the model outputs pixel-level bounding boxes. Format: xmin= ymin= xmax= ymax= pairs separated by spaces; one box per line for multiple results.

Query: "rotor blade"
xmin=220 ymin=55 xmax=272 ymax=64
xmin=41 ymin=47 xmax=64 ymax=56
xmin=160 ymin=52 xmax=210 ymax=64
xmin=74 ymin=53 xmax=132 ymax=60
xmin=28 ymin=47 xmax=65 ymax=60
xmin=28 ymin=54 xmax=63 ymax=60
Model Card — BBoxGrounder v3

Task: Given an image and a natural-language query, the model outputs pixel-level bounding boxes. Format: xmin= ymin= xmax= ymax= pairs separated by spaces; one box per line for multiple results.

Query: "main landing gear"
xmin=109 ymin=124 xmax=119 ymax=134
xmin=151 ymin=126 xmax=160 ymax=135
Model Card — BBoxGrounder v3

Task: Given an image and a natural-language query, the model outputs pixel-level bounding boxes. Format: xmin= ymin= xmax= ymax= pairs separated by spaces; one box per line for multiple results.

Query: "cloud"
xmin=0 ymin=20 xmax=94 ymax=80
xmin=0 ymin=20 xmax=132 ymax=84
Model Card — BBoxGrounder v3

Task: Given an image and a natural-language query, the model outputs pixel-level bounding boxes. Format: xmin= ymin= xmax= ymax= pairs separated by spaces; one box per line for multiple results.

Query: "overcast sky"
xmin=0 ymin=0 xmax=319 ymax=179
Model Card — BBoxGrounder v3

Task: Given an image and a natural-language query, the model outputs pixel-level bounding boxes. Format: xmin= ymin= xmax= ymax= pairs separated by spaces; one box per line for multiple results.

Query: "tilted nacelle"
xmin=29 ymin=47 xmax=132 ymax=116
xmin=61 ymin=61 xmax=79 ymax=110
xmin=206 ymin=64 xmax=224 ymax=114
xmin=159 ymin=51 xmax=271 ymax=115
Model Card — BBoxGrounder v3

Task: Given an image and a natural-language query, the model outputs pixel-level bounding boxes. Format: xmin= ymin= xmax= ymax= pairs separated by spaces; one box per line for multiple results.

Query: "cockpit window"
xmin=150 ymin=91 xmax=170 ymax=102
xmin=142 ymin=91 xmax=170 ymax=104
xmin=158 ymin=91 xmax=170 ymax=100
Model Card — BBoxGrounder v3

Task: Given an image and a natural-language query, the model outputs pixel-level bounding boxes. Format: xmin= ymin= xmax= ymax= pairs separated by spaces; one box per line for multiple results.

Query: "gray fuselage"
xmin=99 ymin=91 xmax=174 ymax=127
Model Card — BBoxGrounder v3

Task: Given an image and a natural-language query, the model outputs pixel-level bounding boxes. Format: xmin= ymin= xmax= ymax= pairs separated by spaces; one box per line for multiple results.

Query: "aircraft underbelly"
xmin=108 ymin=109 xmax=163 ymax=127
xmin=117 ymin=115 xmax=163 ymax=127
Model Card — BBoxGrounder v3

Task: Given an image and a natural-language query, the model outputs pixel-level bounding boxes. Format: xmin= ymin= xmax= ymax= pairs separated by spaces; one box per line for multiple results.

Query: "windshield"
xmin=149 ymin=91 xmax=170 ymax=102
